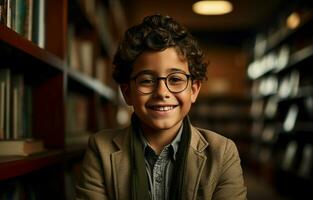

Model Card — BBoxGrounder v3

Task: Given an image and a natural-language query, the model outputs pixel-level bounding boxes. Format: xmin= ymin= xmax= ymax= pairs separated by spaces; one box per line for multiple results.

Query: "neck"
xmin=141 ymin=122 xmax=182 ymax=155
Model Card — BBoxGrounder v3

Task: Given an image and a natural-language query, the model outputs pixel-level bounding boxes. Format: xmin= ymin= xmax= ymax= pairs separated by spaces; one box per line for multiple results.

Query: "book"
xmin=14 ymin=0 xmax=27 ymax=35
xmin=0 ymin=0 xmax=6 ymax=25
xmin=0 ymin=139 xmax=45 ymax=156
xmin=264 ymin=96 xmax=278 ymax=118
xmin=6 ymin=0 xmax=11 ymax=28
xmin=10 ymin=74 xmax=24 ymax=139
xmin=66 ymin=93 xmax=89 ymax=135
xmin=298 ymin=144 xmax=313 ymax=177
xmin=23 ymin=85 xmax=32 ymax=138
xmin=281 ymin=141 xmax=298 ymax=171
xmin=95 ymin=57 xmax=107 ymax=85
xmin=0 ymin=69 xmax=11 ymax=139
xmin=0 ymin=77 xmax=5 ymax=139
xmin=32 ymin=0 xmax=45 ymax=48
xmin=283 ymin=104 xmax=298 ymax=132
xmin=79 ymin=39 xmax=94 ymax=77
xmin=24 ymin=0 xmax=33 ymax=41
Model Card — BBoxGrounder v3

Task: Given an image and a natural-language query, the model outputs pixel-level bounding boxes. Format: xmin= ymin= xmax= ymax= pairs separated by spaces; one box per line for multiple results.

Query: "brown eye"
xmin=136 ymin=74 xmax=156 ymax=86
xmin=168 ymin=74 xmax=187 ymax=85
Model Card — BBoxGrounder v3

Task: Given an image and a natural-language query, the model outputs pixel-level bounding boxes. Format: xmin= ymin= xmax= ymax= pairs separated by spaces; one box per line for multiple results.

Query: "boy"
xmin=76 ymin=14 xmax=247 ymax=200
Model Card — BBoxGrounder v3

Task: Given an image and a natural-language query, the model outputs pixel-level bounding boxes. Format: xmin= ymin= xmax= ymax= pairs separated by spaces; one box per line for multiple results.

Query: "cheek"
xmin=176 ymin=91 xmax=193 ymax=105
xmin=131 ymin=94 xmax=148 ymax=108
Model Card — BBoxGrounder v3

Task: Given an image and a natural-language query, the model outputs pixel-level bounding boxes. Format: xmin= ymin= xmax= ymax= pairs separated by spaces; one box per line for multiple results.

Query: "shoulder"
xmin=87 ymin=126 xmax=130 ymax=153
xmin=191 ymin=126 xmax=230 ymax=147
xmin=92 ymin=127 xmax=127 ymax=141
xmin=191 ymin=126 xmax=239 ymax=156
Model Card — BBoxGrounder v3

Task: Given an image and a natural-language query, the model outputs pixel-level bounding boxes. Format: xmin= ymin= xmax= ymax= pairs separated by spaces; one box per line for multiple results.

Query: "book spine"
xmin=4 ymin=69 xmax=10 ymax=139
xmin=6 ymin=0 xmax=11 ymax=28
xmin=31 ymin=0 xmax=45 ymax=48
xmin=0 ymin=0 xmax=5 ymax=25
xmin=10 ymin=74 xmax=24 ymax=139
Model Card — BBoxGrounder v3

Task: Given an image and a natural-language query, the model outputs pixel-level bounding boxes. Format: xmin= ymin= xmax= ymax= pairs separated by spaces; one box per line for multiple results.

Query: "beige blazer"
xmin=75 ymin=124 xmax=247 ymax=200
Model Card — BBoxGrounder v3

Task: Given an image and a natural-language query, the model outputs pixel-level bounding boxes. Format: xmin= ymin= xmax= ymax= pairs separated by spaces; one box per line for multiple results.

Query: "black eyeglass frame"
xmin=130 ymin=72 xmax=193 ymax=94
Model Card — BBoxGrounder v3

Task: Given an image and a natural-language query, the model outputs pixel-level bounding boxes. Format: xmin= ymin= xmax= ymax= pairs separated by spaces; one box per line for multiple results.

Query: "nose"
xmin=153 ymin=78 xmax=170 ymax=98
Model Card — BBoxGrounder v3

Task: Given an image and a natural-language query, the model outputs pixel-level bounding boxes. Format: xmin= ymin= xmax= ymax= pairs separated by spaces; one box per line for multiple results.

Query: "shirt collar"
xmin=139 ymin=124 xmax=183 ymax=161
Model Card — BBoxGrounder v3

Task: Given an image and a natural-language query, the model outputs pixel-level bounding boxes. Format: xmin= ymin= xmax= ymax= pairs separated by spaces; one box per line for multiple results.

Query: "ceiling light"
xmin=286 ymin=12 xmax=301 ymax=29
xmin=192 ymin=0 xmax=233 ymax=15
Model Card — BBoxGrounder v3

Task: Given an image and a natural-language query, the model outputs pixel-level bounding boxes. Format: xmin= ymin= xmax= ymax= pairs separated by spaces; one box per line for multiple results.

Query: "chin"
xmin=146 ymin=119 xmax=182 ymax=131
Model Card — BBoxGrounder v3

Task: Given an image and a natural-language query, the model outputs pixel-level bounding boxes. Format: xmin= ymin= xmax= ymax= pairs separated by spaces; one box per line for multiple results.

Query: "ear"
xmin=120 ymin=84 xmax=133 ymax=105
xmin=190 ymin=80 xmax=201 ymax=103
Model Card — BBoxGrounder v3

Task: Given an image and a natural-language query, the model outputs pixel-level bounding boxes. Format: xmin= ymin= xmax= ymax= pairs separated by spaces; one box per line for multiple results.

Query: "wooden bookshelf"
xmin=0 ymin=0 xmax=125 ymax=198
xmin=67 ymin=68 xmax=115 ymax=100
xmin=262 ymin=10 xmax=313 ymax=55
xmin=189 ymin=95 xmax=252 ymax=162
xmin=247 ymin=1 xmax=313 ymax=198
xmin=0 ymin=25 xmax=65 ymax=71
xmin=0 ymin=150 xmax=64 ymax=181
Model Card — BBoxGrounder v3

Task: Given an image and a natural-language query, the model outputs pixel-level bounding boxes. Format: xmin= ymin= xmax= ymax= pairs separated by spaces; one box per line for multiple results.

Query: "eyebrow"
xmin=167 ymin=68 xmax=187 ymax=73
xmin=133 ymin=68 xmax=187 ymax=76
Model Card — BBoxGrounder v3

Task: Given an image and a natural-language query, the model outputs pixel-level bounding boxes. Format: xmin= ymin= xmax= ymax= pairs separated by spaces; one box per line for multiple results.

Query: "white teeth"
xmin=152 ymin=106 xmax=174 ymax=111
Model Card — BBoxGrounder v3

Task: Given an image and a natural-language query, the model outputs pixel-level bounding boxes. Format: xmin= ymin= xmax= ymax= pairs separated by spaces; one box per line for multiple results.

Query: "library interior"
xmin=0 ymin=0 xmax=312 ymax=199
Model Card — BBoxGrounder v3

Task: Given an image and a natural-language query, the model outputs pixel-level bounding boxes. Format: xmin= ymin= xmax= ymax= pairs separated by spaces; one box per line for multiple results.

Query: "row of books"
xmin=249 ymin=36 xmax=313 ymax=80
xmin=251 ymin=69 xmax=304 ymax=99
xmin=247 ymin=5 xmax=313 ymax=194
xmin=67 ymin=0 xmax=127 ymax=89
xmin=67 ymin=0 xmax=120 ymax=88
xmin=252 ymin=105 xmax=313 ymax=141
xmin=76 ymin=0 xmax=125 ymax=55
xmin=0 ymin=0 xmax=45 ymax=48
xmin=251 ymin=88 xmax=313 ymax=120
xmin=67 ymin=26 xmax=110 ymax=87
xmin=0 ymin=179 xmax=37 ymax=199
xmin=281 ymin=141 xmax=312 ymax=179
xmin=65 ymin=92 xmax=109 ymax=146
xmin=251 ymin=121 xmax=288 ymax=144
xmin=191 ymin=99 xmax=250 ymax=118
xmin=251 ymin=141 xmax=312 ymax=179
xmin=250 ymin=97 xmax=278 ymax=119
xmin=0 ymin=68 xmax=45 ymax=156
xmin=248 ymin=45 xmax=290 ymax=79
xmin=0 ymin=69 xmax=32 ymax=140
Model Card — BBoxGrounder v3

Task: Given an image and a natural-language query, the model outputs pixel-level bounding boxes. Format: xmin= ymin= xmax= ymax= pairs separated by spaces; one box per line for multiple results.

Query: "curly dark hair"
xmin=112 ymin=14 xmax=208 ymax=84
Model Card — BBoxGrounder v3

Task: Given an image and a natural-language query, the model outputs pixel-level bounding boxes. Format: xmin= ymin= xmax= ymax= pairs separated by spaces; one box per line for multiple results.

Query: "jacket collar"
xmin=111 ymin=122 xmax=209 ymax=200
xmin=190 ymin=126 xmax=209 ymax=152
xmin=112 ymin=122 xmax=209 ymax=152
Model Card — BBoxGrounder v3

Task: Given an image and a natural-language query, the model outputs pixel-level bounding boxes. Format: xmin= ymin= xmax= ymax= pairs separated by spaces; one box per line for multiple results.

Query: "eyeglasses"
xmin=131 ymin=72 xmax=192 ymax=94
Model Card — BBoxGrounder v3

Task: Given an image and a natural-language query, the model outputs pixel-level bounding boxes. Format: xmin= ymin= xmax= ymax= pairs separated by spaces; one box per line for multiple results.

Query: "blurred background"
xmin=0 ymin=0 xmax=312 ymax=199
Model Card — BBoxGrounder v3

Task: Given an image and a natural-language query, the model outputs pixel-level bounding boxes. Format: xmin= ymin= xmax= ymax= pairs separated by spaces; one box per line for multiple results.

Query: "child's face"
xmin=121 ymin=47 xmax=201 ymax=132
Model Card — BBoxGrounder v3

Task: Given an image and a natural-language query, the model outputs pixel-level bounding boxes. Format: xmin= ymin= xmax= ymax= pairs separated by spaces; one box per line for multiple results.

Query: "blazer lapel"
xmin=111 ymin=127 xmax=131 ymax=200
xmin=109 ymin=124 xmax=209 ymax=200
xmin=184 ymin=126 xmax=209 ymax=200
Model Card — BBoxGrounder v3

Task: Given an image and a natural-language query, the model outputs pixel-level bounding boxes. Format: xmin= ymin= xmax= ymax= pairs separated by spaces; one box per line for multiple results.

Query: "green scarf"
xmin=130 ymin=114 xmax=191 ymax=200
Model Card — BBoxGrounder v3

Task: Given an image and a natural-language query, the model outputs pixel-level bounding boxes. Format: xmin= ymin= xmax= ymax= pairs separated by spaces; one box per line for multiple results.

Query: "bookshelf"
xmin=188 ymin=46 xmax=253 ymax=164
xmin=189 ymin=95 xmax=252 ymax=162
xmin=0 ymin=0 xmax=125 ymax=198
xmin=247 ymin=1 xmax=313 ymax=198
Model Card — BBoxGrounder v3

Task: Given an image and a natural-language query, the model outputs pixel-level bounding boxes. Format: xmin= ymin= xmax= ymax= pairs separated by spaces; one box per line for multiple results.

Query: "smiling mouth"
xmin=148 ymin=105 xmax=177 ymax=111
